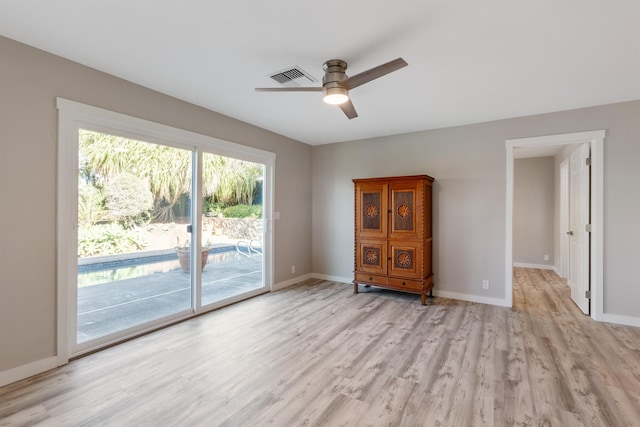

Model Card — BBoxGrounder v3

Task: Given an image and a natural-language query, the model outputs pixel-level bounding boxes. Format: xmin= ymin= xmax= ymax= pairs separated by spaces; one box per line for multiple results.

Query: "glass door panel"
xmin=200 ymin=153 xmax=265 ymax=306
xmin=77 ymin=130 xmax=193 ymax=343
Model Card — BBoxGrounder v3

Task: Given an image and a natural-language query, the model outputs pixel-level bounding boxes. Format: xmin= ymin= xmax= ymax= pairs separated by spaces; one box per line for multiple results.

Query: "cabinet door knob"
xmin=402 ymin=282 xmax=406 ymax=286
xmin=369 ymin=277 xmax=373 ymax=281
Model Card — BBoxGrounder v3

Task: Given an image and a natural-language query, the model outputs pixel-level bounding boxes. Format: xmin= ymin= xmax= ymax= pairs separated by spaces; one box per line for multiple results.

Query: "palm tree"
xmin=79 ymin=130 xmax=262 ymax=222
xmin=202 ymin=153 xmax=262 ymax=206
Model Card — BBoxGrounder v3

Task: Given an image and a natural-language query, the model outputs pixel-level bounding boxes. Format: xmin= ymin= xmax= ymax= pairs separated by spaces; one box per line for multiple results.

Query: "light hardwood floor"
xmin=1 ymin=268 xmax=640 ymax=426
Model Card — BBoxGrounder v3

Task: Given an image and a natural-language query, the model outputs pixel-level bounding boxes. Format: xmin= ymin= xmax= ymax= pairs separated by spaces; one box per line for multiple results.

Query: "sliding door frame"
xmin=57 ymin=98 xmax=275 ymax=361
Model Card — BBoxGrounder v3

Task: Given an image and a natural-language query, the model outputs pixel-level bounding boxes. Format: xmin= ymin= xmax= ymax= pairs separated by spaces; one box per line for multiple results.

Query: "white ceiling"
xmin=1 ymin=1 xmax=639 ymax=146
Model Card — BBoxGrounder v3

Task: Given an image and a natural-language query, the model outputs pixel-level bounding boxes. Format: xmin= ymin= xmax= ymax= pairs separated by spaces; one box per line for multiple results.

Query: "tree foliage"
xmin=104 ymin=173 xmax=153 ymax=227
xmin=79 ymin=130 xmax=262 ymax=222
xmin=202 ymin=153 xmax=262 ymax=206
xmin=78 ymin=180 xmax=106 ymax=225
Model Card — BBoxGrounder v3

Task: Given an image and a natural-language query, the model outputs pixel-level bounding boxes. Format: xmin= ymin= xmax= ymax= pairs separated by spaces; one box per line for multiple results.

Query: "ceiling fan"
xmin=255 ymin=57 xmax=408 ymax=119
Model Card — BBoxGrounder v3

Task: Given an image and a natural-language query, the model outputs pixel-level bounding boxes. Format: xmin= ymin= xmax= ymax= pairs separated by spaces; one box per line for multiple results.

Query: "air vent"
xmin=268 ymin=66 xmax=316 ymax=87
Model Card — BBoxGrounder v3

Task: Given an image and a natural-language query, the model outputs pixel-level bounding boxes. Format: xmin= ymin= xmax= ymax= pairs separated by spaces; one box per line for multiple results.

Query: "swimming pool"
xmin=78 ymin=246 xmax=261 ymax=287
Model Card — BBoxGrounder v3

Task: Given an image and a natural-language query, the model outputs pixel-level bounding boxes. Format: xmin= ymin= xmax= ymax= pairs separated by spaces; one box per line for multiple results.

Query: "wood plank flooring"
xmin=1 ymin=268 xmax=640 ymax=426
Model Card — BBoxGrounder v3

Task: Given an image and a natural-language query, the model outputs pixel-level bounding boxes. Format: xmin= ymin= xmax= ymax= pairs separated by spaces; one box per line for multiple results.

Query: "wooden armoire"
xmin=353 ymin=175 xmax=434 ymax=305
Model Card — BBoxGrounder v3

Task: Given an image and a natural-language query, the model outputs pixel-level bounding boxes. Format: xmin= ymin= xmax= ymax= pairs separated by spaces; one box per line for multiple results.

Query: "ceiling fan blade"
xmin=255 ymin=87 xmax=323 ymax=92
xmin=341 ymin=58 xmax=408 ymax=90
xmin=339 ymin=99 xmax=358 ymax=119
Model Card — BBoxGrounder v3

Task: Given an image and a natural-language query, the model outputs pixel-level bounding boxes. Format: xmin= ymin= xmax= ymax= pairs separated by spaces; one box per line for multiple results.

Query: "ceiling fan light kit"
xmin=323 ymin=86 xmax=349 ymax=105
xmin=256 ymin=57 xmax=408 ymax=119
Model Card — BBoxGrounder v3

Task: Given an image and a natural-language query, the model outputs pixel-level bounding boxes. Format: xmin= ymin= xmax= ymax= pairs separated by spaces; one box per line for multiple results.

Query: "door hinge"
xmin=585 ymin=224 xmax=592 ymax=232
xmin=586 ymin=157 xmax=592 ymax=166
xmin=585 ymin=290 xmax=591 ymax=299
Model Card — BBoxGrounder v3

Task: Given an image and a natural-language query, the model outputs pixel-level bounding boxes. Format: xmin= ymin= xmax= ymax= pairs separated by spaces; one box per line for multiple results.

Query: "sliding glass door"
xmin=62 ymin=117 xmax=272 ymax=357
xmin=200 ymin=152 xmax=265 ymax=307
xmin=58 ymin=99 xmax=274 ymax=358
xmin=76 ymin=130 xmax=195 ymax=345
xmin=74 ymin=132 xmax=269 ymax=350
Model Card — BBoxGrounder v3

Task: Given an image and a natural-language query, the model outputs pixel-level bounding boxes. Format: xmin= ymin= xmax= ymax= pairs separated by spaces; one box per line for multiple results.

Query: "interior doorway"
xmin=505 ymin=130 xmax=605 ymax=321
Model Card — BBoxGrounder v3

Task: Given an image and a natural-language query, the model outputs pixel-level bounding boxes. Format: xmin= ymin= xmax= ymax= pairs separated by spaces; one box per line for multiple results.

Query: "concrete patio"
xmin=77 ymin=250 xmax=263 ymax=342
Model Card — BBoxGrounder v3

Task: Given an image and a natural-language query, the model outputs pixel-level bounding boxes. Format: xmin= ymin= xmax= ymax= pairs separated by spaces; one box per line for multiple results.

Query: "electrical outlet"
xmin=291 ymin=265 xmax=296 ymax=274
xmin=482 ymin=280 xmax=489 ymax=289
xmin=544 ymin=254 xmax=550 ymax=261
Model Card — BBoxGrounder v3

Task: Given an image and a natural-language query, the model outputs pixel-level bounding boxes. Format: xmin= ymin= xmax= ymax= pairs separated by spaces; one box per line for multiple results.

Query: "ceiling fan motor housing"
xmin=322 ymin=59 xmax=349 ymax=96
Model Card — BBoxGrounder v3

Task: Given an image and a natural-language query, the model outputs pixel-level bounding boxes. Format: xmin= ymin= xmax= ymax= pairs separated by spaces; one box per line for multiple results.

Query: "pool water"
xmin=78 ymin=249 xmax=259 ymax=288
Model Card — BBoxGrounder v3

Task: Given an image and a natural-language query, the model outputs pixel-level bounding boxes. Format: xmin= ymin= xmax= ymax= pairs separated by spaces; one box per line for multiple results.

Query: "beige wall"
xmin=312 ymin=125 xmax=506 ymax=301
xmin=514 ymin=157 xmax=555 ymax=266
xmin=0 ymin=36 xmax=312 ymax=373
xmin=312 ymin=100 xmax=640 ymax=317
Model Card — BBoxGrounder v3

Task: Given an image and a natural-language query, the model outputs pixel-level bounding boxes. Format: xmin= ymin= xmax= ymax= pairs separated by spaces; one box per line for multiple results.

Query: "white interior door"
xmin=568 ymin=143 xmax=590 ymax=314
xmin=559 ymin=159 xmax=569 ymax=279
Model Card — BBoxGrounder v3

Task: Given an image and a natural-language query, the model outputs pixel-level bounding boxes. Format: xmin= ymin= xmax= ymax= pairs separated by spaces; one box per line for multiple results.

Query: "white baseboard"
xmin=273 ymin=273 xmax=313 ymax=291
xmin=0 ymin=355 xmax=65 ymax=388
xmin=309 ymin=274 xmax=511 ymax=308
xmin=513 ymin=262 xmax=554 ymax=270
xmin=432 ymin=289 xmax=511 ymax=307
xmin=552 ymin=266 xmax=568 ymax=279
xmin=311 ymin=273 xmax=352 ymax=284
xmin=601 ymin=313 xmax=640 ymax=328
xmin=306 ymin=273 xmax=640 ymax=329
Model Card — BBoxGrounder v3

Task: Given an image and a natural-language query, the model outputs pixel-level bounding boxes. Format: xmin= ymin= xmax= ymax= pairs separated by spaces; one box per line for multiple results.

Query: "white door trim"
xmin=505 ymin=130 xmax=605 ymax=320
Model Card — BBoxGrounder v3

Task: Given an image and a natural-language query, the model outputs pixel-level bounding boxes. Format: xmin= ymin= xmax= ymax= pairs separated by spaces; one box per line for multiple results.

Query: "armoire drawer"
xmin=387 ymin=277 xmax=424 ymax=292
xmin=355 ymin=273 xmax=387 ymax=286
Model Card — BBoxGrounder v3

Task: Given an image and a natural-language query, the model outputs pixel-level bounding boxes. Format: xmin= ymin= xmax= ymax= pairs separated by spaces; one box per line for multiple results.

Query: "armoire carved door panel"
xmin=356 ymin=240 xmax=387 ymax=275
xmin=355 ymin=182 xmax=388 ymax=239
xmin=388 ymin=241 xmax=422 ymax=279
xmin=389 ymin=180 xmax=423 ymax=241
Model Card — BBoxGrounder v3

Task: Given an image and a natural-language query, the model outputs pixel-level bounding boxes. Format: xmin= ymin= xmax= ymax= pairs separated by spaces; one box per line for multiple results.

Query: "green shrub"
xmin=104 ymin=173 xmax=154 ymax=227
xmin=78 ymin=181 xmax=106 ymax=225
xmin=203 ymin=199 xmax=226 ymax=216
xmin=78 ymin=223 xmax=148 ymax=257
xmin=222 ymin=204 xmax=262 ymax=218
